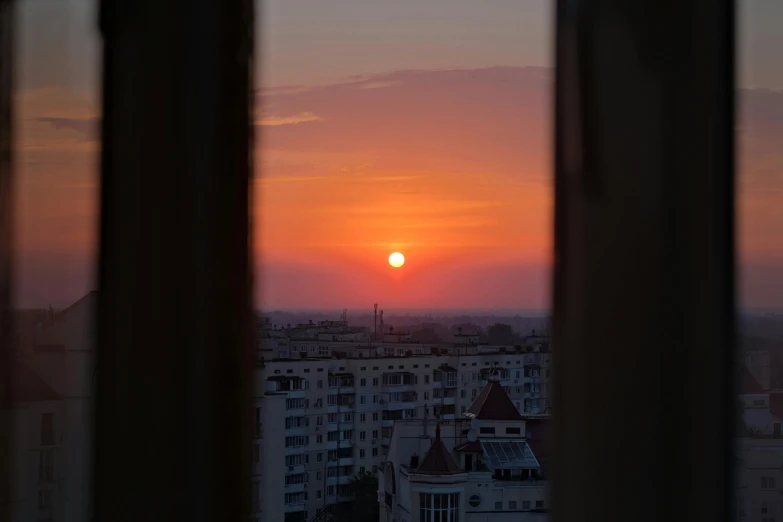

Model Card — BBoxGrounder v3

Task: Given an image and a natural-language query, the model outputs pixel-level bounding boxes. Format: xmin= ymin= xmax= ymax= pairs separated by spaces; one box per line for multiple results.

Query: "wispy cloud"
xmin=257 ymin=111 xmax=323 ymax=126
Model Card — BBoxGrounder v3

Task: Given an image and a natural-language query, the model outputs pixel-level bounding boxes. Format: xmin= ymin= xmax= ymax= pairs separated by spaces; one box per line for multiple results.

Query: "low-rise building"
xmin=379 ymin=376 xmax=548 ymax=522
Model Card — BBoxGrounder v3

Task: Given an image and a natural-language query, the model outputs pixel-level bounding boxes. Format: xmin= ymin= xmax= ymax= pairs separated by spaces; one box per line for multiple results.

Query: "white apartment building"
xmin=379 ymin=377 xmax=549 ymax=522
xmin=737 ymin=360 xmax=783 ymax=522
xmin=254 ymin=342 xmax=552 ymax=522
xmin=22 ymin=291 xmax=96 ymax=522
xmin=252 ymin=393 xmax=286 ymax=522
xmin=3 ymin=360 xmax=64 ymax=522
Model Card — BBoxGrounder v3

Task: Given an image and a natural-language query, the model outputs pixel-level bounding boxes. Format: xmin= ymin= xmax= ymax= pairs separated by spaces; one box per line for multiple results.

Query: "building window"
xmin=373 ymin=377 xmax=379 ymax=386
xmin=40 ymin=413 xmax=55 ymax=446
xmin=317 ymin=453 xmax=323 ymax=463
xmin=461 ymin=406 xmax=466 ymax=414
xmin=479 ymin=427 xmax=495 ymax=435
xmin=316 ymin=472 xmax=322 ymax=480
xmin=316 ymin=435 xmax=323 ymax=443
xmin=522 ymin=501 xmax=531 ymax=510
xmin=39 ymin=450 xmax=54 ymax=482
xmin=536 ymin=500 xmax=544 ymax=509
xmin=316 ymin=490 xmax=322 ymax=500
xmin=360 ymin=431 xmax=366 ymax=441
xmin=373 ymin=413 xmax=379 ymax=421
xmin=461 ymin=389 xmax=466 ymax=398
xmin=372 ymin=448 xmax=378 ymax=457
xmin=360 ymin=449 xmax=365 ymax=458
xmin=360 ymin=378 xmax=366 ymax=386
xmin=360 ymin=414 xmax=366 ymax=422
xmin=317 ymin=416 xmax=323 ymax=426
xmin=360 ymin=395 xmax=366 ymax=404
xmin=494 ymin=501 xmax=502 ymax=510
xmin=472 ymin=389 xmax=477 ymax=399
xmin=509 ymin=501 xmax=517 ymax=509
xmin=762 ymin=477 xmax=777 ymax=489
xmin=254 ymin=407 xmax=262 ymax=437
xmin=372 ymin=430 xmax=378 ymax=439
xmin=505 ymin=427 xmax=521 ymax=435
xmin=38 ymin=489 xmax=53 ymax=509
xmin=420 ymin=493 xmax=460 ymax=522
xmin=285 ymin=436 xmax=308 ymax=447
xmin=317 ymin=380 xmax=323 ymax=388
xmin=425 ymin=375 xmax=430 ymax=384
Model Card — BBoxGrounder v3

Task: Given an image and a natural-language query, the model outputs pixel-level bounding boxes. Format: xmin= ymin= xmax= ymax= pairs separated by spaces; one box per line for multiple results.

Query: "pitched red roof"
xmin=466 ymin=381 xmax=524 ymax=421
xmin=415 ymin=424 xmax=463 ymax=475
xmin=3 ymin=360 xmax=60 ymax=407
xmin=740 ymin=366 xmax=766 ymax=394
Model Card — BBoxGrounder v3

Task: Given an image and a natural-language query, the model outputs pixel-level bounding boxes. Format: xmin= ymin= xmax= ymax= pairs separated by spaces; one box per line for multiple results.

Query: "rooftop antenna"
xmin=374 ymin=303 xmax=378 ymax=341
xmin=341 ymin=308 xmax=347 ymax=324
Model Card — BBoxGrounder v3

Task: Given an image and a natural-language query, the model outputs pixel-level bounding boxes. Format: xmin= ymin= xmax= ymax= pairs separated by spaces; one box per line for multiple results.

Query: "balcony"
xmin=382 ymin=437 xmax=390 ymax=446
xmin=285 ymin=426 xmax=309 ymax=436
xmin=285 ymin=446 xmax=308 ymax=455
xmin=327 ymin=439 xmax=354 ymax=450
xmin=442 ymin=396 xmax=456 ymax=405
xmin=327 ymin=457 xmax=354 ymax=467
xmin=284 ymin=482 xmax=307 ymax=493
xmin=384 ymin=400 xmax=417 ymax=411
xmin=285 ymin=464 xmax=306 ymax=475
xmin=286 ymin=407 xmax=307 ymax=417
xmin=284 ymin=503 xmax=307 ymax=513
xmin=328 ymin=386 xmax=355 ymax=395
xmin=327 ymin=401 xmax=355 ymax=414
xmin=381 ymin=383 xmax=414 ymax=393
xmin=440 ymin=414 xmax=456 ymax=421
xmin=326 ymin=475 xmax=353 ymax=485
xmin=382 ymin=419 xmax=395 ymax=428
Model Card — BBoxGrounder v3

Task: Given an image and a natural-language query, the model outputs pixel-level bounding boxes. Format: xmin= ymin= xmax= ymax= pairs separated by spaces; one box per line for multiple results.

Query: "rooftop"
xmin=413 ymin=424 xmax=463 ymax=475
xmin=466 ymin=380 xmax=524 ymax=421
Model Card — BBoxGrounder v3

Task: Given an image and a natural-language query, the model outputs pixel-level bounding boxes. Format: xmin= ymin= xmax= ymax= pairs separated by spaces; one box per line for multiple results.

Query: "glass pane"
xmin=254 ymin=1 xmax=552 ymax=521
xmin=737 ymin=1 xmax=783 ymax=521
xmin=9 ymin=1 xmax=100 ymax=521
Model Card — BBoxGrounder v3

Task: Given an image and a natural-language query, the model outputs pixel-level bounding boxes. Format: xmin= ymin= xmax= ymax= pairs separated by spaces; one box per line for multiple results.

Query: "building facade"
xmin=254 ymin=341 xmax=551 ymax=521
xmin=379 ymin=377 xmax=548 ymax=522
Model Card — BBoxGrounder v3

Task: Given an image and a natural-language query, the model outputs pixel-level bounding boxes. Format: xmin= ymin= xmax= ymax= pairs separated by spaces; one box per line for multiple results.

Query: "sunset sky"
xmin=12 ymin=0 xmax=783 ymax=310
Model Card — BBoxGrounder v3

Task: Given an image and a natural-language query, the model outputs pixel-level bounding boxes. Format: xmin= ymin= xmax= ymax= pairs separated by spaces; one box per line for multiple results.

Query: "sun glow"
xmin=388 ymin=252 xmax=405 ymax=268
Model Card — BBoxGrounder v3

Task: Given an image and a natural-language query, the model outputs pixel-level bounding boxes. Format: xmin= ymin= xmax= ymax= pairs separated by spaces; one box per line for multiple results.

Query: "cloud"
xmin=257 ymin=111 xmax=323 ymax=126
xmin=32 ymin=117 xmax=97 ymax=138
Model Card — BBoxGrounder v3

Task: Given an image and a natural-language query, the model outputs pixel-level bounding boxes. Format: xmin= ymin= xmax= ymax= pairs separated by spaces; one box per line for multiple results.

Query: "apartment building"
xmin=379 ymin=378 xmax=549 ymax=522
xmin=738 ymin=360 xmax=783 ymax=522
xmin=3 ymin=360 xmax=64 ymax=522
xmin=255 ymin=341 xmax=552 ymax=521
xmin=252 ymin=393 xmax=286 ymax=522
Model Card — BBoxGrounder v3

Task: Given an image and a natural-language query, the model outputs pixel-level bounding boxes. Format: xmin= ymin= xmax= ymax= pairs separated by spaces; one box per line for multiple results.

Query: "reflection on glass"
xmin=737 ymin=2 xmax=783 ymax=522
xmin=9 ymin=1 xmax=99 ymax=521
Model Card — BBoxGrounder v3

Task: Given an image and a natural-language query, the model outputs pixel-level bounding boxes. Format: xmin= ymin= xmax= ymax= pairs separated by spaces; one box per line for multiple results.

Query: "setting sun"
xmin=389 ymin=252 xmax=405 ymax=268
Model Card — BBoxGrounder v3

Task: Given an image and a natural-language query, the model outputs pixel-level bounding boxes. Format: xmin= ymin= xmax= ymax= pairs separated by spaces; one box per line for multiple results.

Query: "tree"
xmin=336 ymin=472 xmax=379 ymax=522
xmin=486 ymin=323 xmax=518 ymax=345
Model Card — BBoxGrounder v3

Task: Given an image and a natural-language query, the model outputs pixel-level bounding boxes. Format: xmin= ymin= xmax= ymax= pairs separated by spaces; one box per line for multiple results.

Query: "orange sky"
xmin=11 ymin=0 xmax=783 ymax=309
